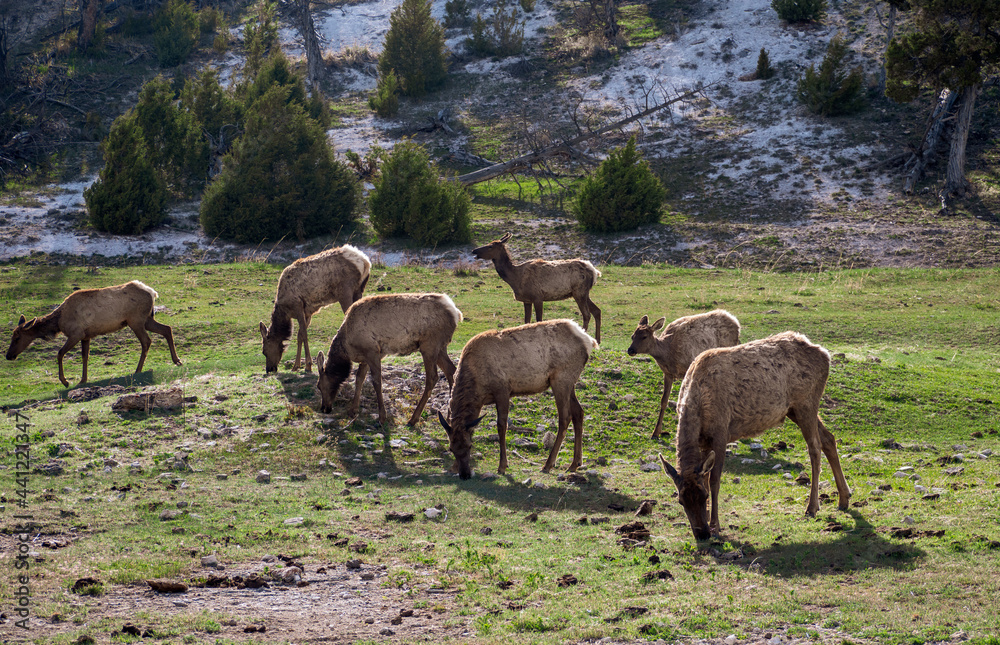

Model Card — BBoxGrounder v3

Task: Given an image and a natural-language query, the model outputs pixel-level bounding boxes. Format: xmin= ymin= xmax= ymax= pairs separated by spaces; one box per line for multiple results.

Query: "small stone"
xmin=283 ymin=517 xmax=304 ymax=525
xmin=725 ymin=636 xmax=738 ymax=645
xmin=256 ymin=470 xmax=271 ymax=484
xmin=280 ymin=567 xmax=302 ymax=583
xmin=200 ymin=554 xmax=219 ymax=568
xmin=345 ymin=476 xmax=364 ymax=487
xmin=542 ymin=431 xmax=556 ymax=450
xmin=216 ymin=474 xmax=228 ymax=481
xmin=424 ymin=507 xmax=442 ymax=519
xmin=159 ymin=510 xmax=181 ymax=521
xmin=262 ymin=554 xmax=277 ymax=563
xmin=379 ymin=628 xmax=394 ymax=636
xmin=360 ymin=572 xmax=375 ymax=580
xmin=290 ymin=473 xmax=307 ymax=482
xmin=345 ymin=559 xmax=362 ymax=570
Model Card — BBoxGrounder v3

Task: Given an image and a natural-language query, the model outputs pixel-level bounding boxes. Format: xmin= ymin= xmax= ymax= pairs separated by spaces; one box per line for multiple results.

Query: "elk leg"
xmin=56 ymin=336 xmax=79 ymax=387
xmin=366 ymin=354 xmax=387 ymax=425
xmin=543 ymin=383 xmax=572 ymax=472
xmin=652 ymin=375 xmax=674 ymax=439
xmin=145 ymin=316 xmax=182 ymax=365
xmin=566 ymin=391 xmax=584 ymax=472
xmin=349 ymin=362 xmax=368 ymax=417
xmin=708 ymin=442 xmax=726 ymax=534
xmin=301 ymin=314 xmax=314 ymax=372
xmin=523 ymin=302 xmax=532 ymax=324
xmin=79 ymin=339 xmax=90 ymax=385
xmin=495 ymin=394 xmax=511 ymax=475
xmin=819 ymin=417 xmax=851 ymax=509
xmin=588 ymin=299 xmax=601 ymax=344
xmin=574 ymin=294 xmax=591 ymax=332
xmin=407 ymin=351 xmax=437 ymax=426
xmin=534 ymin=301 xmax=543 ymax=323
xmin=790 ymin=407 xmax=823 ymax=516
xmin=132 ymin=324 xmax=152 ymax=374
xmin=291 ymin=312 xmax=308 ymax=371
xmin=437 ymin=351 xmax=456 ymax=389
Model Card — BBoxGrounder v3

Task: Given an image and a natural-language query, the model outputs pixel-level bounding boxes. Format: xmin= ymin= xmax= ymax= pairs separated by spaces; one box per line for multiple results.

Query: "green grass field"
xmin=1 ymin=262 xmax=999 ymax=644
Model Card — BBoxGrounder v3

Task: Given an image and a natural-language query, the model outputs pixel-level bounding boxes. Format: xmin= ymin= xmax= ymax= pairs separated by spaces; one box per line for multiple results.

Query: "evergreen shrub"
xmin=797 ymin=36 xmax=865 ymax=116
xmin=368 ymin=141 xmax=471 ymax=246
xmin=369 ymin=71 xmax=400 ymax=117
xmin=771 ymin=0 xmax=826 ymax=23
xmin=153 ymin=0 xmax=200 ymax=67
xmin=574 ymin=137 xmax=666 ymax=233
xmin=85 ymin=113 xmax=167 ymax=234
xmin=378 ymin=0 xmax=448 ymax=97
xmin=756 ymin=47 xmax=775 ymax=80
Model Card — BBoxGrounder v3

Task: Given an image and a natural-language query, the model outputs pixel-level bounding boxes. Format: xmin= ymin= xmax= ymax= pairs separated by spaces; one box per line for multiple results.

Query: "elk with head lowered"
xmin=472 ymin=232 xmax=602 ymax=343
xmin=439 ymin=319 xmax=597 ymax=479
xmin=5 ymin=281 xmax=182 ymax=387
xmin=659 ymin=331 xmax=851 ymax=541
xmin=627 ymin=309 xmax=741 ymax=439
xmin=315 ymin=293 xmax=462 ymax=426
xmin=260 ymin=245 xmax=371 ymax=373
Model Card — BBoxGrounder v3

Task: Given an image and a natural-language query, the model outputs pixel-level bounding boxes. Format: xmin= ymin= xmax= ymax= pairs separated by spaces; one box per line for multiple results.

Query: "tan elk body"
xmin=5 ymin=281 xmax=182 ymax=387
xmin=439 ymin=319 xmax=597 ymax=479
xmin=628 ymin=309 xmax=741 ymax=438
xmin=259 ymin=245 xmax=371 ymax=373
xmin=472 ymin=233 xmax=602 ymax=342
xmin=660 ymin=331 xmax=851 ymax=540
xmin=315 ymin=293 xmax=461 ymax=426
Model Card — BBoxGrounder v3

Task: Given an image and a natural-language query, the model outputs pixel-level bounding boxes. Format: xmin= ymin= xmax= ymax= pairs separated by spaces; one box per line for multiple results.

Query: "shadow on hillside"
xmin=725 ymin=510 xmax=925 ymax=577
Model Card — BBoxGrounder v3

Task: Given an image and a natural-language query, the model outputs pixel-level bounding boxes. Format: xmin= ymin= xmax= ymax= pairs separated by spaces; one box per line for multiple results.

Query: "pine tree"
xmin=133 ymin=76 xmax=208 ymax=193
xmin=885 ymin=0 xmax=1000 ymax=196
xmin=797 ymin=36 xmax=865 ymax=117
xmin=574 ymin=137 xmax=666 ymax=233
xmin=377 ymin=0 xmax=448 ymax=97
xmin=756 ymin=47 xmax=775 ymax=80
xmin=85 ymin=113 xmax=167 ymax=234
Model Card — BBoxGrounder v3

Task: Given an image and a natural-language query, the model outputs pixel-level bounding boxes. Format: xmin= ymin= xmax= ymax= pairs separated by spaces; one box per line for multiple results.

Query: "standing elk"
xmin=472 ymin=232 xmax=603 ymax=343
xmin=5 ymin=281 xmax=182 ymax=387
xmin=627 ymin=309 xmax=741 ymax=439
xmin=659 ymin=331 xmax=851 ymax=540
xmin=315 ymin=293 xmax=462 ymax=426
xmin=438 ymin=319 xmax=598 ymax=479
xmin=259 ymin=245 xmax=371 ymax=373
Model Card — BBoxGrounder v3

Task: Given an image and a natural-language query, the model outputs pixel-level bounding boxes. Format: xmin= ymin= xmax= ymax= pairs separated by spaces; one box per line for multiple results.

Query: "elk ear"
xmin=500 ymin=232 xmax=512 ymax=243
xmin=659 ymin=453 xmax=681 ymax=485
xmin=316 ymin=351 xmax=325 ymax=372
xmin=259 ymin=321 xmax=268 ymax=341
xmin=651 ymin=317 xmax=666 ymax=331
xmin=437 ymin=410 xmax=453 ymax=436
xmin=638 ymin=315 xmax=649 ymax=326
xmin=701 ymin=450 xmax=716 ymax=474
xmin=470 ymin=414 xmax=486 ymax=429
xmin=18 ymin=314 xmax=26 ymax=326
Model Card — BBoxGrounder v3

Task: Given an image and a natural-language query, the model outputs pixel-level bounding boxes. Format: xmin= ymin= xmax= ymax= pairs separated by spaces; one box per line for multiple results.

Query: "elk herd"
xmin=5 ymin=235 xmax=852 ymax=540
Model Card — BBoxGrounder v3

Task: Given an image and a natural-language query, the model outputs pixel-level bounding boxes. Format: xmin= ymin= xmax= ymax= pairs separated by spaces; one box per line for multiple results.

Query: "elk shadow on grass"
xmin=726 ymin=510 xmax=925 ymax=577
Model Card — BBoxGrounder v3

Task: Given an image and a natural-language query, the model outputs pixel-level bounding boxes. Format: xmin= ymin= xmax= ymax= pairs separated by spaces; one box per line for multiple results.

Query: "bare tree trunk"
xmin=297 ymin=0 xmax=322 ymax=91
xmin=876 ymin=3 xmax=896 ymax=97
xmin=78 ymin=0 xmax=102 ymax=52
xmin=944 ymin=84 xmax=980 ymax=198
xmin=902 ymin=89 xmax=957 ymax=194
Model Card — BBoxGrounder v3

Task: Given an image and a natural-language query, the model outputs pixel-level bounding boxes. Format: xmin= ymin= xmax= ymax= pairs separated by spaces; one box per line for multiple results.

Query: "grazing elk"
xmin=315 ymin=293 xmax=462 ymax=426
xmin=627 ymin=309 xmax=741 ymax=439
xmin=260 ymin=245 xmax=371 ymax=373
xmin=472 ymin=232 xmax=603 ymax=343
xmin=438 ymin=319 xmax=597 ymax=479
xmin=5 ymin=281 xmax=182 ymax=387
xmin=659 ymin=331 xmax=851 ymax=540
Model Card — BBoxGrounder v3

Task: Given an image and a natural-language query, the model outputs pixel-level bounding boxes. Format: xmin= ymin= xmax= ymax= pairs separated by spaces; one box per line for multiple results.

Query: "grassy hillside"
xmin=1 ymin=262 xmax=999 ymax=644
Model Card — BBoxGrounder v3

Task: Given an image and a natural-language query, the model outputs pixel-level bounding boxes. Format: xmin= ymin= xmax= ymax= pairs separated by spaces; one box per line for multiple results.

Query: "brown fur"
xmin=439 ymin=319 xmax=598 ymax=479
xmin=472 ymin=232 xmax=603 ymax=343
xmin=315 ymin=293 xmax=462 ymax=426
xmin=260 ymin=245 xmax=371 ymax=373
xmin=660 ymin=331 xmax=851 ymax=540
xmin=5 ymin=281 xmax=182 ymax=387
xmin=628 ymin=309 xmax=741 ymax=438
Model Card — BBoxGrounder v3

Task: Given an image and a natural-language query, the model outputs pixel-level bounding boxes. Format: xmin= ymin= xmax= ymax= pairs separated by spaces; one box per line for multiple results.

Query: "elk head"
xmin=660 ymin=451 xmax=715 ymax=540
xmin=627 ymin=315 xmax=665 ymax=356
xmin=438 ymin=410 xmax=484 ymax=480
xmin=259 ymin=322 xmax=287 ymax=373
xmin=471 ymin=232 xmax=512 ymax=262
xmin=315 ymin=350 xmax=351 ymax=414
xmin=6 ymin=315 xmax=33 ymax=361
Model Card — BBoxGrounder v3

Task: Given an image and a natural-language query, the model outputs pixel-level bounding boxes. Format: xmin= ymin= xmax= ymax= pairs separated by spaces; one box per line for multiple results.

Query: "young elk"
xmin=259 ymin=245 xmax=371 ymax=373
xmin=438 ymin=319 xmax=597 ymax=479
xmin=659 ymin=331 xmax=851 ymax=541
xmin=315 ymin=293 xmax=461 ymax=426
xmin=627 ymin=309 xmax=740 ymax=439
xmin=6 ymin=281 xmax=182 ymax=387
xmin=472 ymin=232 xmax=603 ymax=342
